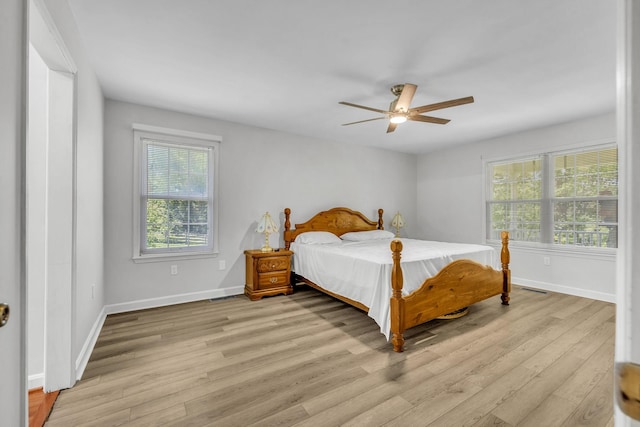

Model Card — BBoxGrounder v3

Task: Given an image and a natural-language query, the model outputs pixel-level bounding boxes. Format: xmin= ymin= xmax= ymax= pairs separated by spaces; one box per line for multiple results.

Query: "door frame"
xmin=29 ymin=0 xmax=78 ymax=392
xmin=615 ymin=0 xmax=640 ymax=425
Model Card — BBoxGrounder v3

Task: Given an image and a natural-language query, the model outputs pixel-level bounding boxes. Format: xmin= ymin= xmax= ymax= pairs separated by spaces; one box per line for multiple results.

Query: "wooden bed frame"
xmin=283 ymin=207 xmax=511 ymax=352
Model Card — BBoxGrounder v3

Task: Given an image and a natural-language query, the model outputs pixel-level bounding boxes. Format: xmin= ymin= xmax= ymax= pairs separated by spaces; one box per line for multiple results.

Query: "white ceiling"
xmin=66 ymin=0 xmax=616 ymax=154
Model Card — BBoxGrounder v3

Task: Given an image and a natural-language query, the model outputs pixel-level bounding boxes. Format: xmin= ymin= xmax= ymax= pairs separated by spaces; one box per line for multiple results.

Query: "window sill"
xmin=486 ymin=240 xmax=617 ymax=260
xmin=132 ymin=251 xmax=219 ymax=264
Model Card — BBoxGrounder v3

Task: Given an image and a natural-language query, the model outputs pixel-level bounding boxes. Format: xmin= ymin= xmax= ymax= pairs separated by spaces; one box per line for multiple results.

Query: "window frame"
xmin=132 ymin=124 xmax=220 ymax=262
xmin=484 ymin=141 xmax=617 ymax=252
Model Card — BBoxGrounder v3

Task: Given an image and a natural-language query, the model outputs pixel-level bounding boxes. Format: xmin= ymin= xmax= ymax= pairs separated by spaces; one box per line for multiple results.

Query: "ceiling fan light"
xmin=390 ymin=115 xmax=407 ymax=124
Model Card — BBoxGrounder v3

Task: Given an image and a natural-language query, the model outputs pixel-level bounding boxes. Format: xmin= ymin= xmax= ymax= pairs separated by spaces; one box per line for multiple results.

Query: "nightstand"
xmin=244 ymin=249 xmax=293 ymax=300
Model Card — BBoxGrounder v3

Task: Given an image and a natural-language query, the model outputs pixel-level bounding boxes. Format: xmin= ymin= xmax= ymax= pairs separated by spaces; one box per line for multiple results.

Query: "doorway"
xmin=28 ymin=0 xmax=77 ymax=393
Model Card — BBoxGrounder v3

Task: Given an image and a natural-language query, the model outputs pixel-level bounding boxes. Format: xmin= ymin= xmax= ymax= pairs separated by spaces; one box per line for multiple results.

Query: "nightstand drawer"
xmin=258 ymin=271 xmax=289 ymax=288
xmin=256 ymin=257 xmax=289 ymax=273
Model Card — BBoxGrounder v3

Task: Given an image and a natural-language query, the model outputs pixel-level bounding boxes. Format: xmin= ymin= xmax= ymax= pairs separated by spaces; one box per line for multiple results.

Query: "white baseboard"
xmin=104 ymin=286 xmax=244 ymax=315
xmin=28 ymin=373 xmax=44 ymax=390
xmin=75 ymin=306 xmax=107 ymax=381
xmin=513 ymin=276 xmax=616 ymax=303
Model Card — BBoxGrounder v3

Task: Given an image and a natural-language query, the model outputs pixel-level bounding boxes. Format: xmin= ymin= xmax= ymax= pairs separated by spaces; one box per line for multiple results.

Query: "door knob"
xmin=0 ymin=303 xmax=9 ymax=327
xmin=617 ymin=362 xmax=640 ymax=421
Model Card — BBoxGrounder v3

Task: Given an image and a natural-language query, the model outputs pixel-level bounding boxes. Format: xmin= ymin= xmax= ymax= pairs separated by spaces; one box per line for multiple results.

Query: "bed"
xmin=283 ymin=207 xmax=511 ymax=352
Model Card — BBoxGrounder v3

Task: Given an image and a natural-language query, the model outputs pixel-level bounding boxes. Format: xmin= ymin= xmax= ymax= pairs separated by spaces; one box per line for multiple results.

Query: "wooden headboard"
xmin=284 ymin=207 xmax=384 ymax=250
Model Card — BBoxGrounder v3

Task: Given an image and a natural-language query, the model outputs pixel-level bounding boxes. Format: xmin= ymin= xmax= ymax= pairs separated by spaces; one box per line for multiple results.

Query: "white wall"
xmin=104 ymin=100 xmax=417 ymax=309
xmin=417 ymin=112 xmax=617 ymax=301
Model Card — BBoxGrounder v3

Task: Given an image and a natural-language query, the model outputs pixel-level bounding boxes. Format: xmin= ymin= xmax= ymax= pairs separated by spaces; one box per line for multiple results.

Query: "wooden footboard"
xmin=390 ymin=231 xmax=511 ymax=352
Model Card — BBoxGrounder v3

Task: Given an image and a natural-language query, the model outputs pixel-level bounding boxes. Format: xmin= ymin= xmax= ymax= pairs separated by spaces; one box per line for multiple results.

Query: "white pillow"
xmin=296 ymin=231 xmax=342 ymax=245
xmin=340 ymin=230 xmax=395 ymax=241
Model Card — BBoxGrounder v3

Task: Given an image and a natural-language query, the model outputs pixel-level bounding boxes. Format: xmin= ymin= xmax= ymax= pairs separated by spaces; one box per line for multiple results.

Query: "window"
xmin=552 ymin=147 xmax=618 ymax=248
xmin=486 ymin=144 xmax=617 ymax=248
xmin=487 ymin=157 xmax=543 ymax=243
xmin=133 ymin=124 xmax=220 ymax=260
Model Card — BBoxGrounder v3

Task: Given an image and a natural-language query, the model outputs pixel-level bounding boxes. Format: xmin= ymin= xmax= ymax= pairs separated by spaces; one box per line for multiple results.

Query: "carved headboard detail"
xmin=284 ymin=207 xmax=384 ymax=249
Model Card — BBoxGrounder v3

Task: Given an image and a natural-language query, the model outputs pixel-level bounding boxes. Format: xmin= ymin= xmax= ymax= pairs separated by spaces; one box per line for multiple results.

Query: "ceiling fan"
xmin=339 ymin=83 xmax=474 ymax=133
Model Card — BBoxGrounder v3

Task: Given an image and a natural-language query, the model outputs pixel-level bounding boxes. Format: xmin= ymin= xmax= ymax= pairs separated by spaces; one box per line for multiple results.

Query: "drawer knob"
xmin=270 ymin=277 xmax=278 ymax=284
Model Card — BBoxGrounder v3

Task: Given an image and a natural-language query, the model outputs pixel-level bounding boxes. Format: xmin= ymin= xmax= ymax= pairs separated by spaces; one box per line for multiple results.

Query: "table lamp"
xmin=256 ymin=211 xmax=278 ymax=252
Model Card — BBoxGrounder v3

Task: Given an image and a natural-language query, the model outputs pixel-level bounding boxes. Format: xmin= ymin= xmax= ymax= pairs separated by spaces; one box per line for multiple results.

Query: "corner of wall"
xmin=75 ymin=305 xmax=107 ymax=381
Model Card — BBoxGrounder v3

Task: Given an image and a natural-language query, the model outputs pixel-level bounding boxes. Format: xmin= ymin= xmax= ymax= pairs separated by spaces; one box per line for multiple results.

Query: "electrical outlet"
xmin=219 ymin=260 xmax=226 ymax=270
xmin=543 ymin=256 xmax=551 ymax=266
xmin=171 ymin=264 xmax=178 ymax=275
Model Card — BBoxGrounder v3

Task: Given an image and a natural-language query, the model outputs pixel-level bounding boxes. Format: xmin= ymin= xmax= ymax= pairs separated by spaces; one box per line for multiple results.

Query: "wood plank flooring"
xmin=29 ymin=387 xmax=59 ymax=426
xmin=46 ymin=286 xmax=615 ymax=426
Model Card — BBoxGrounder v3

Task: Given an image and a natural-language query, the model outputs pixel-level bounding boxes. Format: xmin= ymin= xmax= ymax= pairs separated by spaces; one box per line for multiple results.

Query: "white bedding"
xmin=290 ymin=238 xmax=498 ymax=340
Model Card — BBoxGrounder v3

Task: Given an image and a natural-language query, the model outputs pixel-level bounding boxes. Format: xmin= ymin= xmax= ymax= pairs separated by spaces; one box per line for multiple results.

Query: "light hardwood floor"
xmin=46 ymin=285 xmax=615 ymax=426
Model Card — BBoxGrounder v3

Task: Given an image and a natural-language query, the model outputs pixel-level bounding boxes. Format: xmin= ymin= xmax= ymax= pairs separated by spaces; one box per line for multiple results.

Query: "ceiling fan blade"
xmin=408 ymin=115 xmax=451 ymax=125
xmin=393 ymin=83 xmax=417 ymax=112
xmin=339 ymin=101 xmax=390 ymax=115
xmin=386 ymin=122 xmax=398 ymax=133
xmin=341 ymin=117 xmax=387 ymax=126
xmin=410 ymin=96 xmax=475 ymax=114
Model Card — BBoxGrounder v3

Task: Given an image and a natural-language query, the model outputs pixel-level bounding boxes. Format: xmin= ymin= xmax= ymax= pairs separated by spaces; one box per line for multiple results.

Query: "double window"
xmin=133 ymin=125 xmax=220 ymax=260
xmin=486 ymin=144 xmax=618 ymax=248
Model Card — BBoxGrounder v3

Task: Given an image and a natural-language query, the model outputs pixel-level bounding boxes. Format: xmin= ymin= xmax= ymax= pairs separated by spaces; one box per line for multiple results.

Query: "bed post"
xmin=500 ymin=231 xmax=511 ymax=305
xmin=390 ymin=239 xmax=405 ymax=352
xmin=284 ymin=208 xmax=291 ymax=250
xmin=377 ymin=208 xmax=384 ymax=230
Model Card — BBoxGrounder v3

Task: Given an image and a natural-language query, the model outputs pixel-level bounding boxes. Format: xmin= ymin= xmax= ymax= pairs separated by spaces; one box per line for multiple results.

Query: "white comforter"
xmin=290 ymin=238 xmax=498 ymax=340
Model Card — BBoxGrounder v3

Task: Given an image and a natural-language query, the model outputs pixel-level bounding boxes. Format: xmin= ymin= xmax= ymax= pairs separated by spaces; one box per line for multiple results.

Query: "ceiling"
xmin=66 ymin=0 xmax=616 ymax=154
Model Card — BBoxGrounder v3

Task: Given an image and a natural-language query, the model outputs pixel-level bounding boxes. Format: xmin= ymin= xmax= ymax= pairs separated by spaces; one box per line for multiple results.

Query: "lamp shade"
xmin=391 ymin=212 xmax=405 ymax=228
xmin=391 ymin=212 xmax=405 ymax=237
xmin=256 ymin=212 xmax=279 ymax=234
